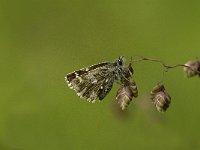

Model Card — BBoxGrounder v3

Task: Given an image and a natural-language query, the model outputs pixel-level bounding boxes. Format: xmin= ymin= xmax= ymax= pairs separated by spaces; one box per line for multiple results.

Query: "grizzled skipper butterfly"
xmin=65 ymin=56 xmax=137 ymax=105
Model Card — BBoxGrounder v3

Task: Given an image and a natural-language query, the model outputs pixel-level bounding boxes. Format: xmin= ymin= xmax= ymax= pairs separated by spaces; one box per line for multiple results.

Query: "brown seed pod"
xmin=116 ymin=86 xmax=133 ymax=110
xmin=150 ymin=84 xmax=171 ymax=112
xmin=128 ymin=79 xmax=138 ymax=98
xmin=123 ymin=63 xmax=134 ymax=79
xmin=184 ymin=59 xmax=200 ymax=78
xmin=116 ymin=79 xmax=138 ymax=110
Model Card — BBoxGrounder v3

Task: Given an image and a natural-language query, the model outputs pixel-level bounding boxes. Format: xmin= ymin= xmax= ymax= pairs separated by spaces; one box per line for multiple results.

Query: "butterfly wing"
xmin=65 ymin=62 xmax=115 ymax=102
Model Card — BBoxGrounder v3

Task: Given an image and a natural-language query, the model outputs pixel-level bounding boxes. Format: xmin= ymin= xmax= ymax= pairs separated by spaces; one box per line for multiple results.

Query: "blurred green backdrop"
xmin=0 ymin=0 xmax=200 ymax=150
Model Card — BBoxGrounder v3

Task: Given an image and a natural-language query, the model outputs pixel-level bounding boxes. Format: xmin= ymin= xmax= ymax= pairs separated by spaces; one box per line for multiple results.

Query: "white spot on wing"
xmin=77 ymin=88 xmax=86 ymax=97
xmin=91 ymin=79 xmax=97 ymax=84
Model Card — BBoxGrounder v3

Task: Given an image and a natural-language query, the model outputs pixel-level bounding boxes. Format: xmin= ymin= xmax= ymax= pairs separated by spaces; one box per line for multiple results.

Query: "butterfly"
xmin=65 ymin=56 xmax=135 ymax=103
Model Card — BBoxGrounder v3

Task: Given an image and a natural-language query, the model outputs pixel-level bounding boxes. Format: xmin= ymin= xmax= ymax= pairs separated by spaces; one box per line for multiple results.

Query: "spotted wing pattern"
xmin=65 ymin=62 xmax=117 ymax=102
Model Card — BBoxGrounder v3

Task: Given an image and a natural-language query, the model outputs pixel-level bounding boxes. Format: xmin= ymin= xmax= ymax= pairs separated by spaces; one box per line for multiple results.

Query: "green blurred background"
xmin=0 ymin=0 xmax=200 ymax=150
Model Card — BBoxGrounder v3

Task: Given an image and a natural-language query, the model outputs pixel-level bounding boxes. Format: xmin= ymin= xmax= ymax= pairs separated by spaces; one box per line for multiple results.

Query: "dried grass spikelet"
xmin=184 ymin=59 xmax=200 ymax=78
xmin=116 ymin=79 xmax=138 ymax=110
xmin=150 ymin=84 xmax=171 ymax=112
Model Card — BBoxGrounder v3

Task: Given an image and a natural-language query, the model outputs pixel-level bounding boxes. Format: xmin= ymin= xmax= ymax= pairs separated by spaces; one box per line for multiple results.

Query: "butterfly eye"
xmin=118 ymin=59 xmax=123 ymax=65
xmin=117 ymin=56 xmax=125 ymax=66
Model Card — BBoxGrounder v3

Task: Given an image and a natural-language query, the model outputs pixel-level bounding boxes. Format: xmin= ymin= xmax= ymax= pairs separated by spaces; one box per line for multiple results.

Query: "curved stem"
xmin=132 ymin=56 xmax=200 ymax=74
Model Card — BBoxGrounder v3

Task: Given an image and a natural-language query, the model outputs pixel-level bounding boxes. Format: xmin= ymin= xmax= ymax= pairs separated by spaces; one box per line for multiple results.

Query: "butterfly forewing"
xmin=65 ymin=57 xmax=125 ymax=102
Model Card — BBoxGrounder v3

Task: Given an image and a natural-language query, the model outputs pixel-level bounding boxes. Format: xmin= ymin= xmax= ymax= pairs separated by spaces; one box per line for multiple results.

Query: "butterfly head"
xmin=115 ymin=56 xmax=133 ymax=79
